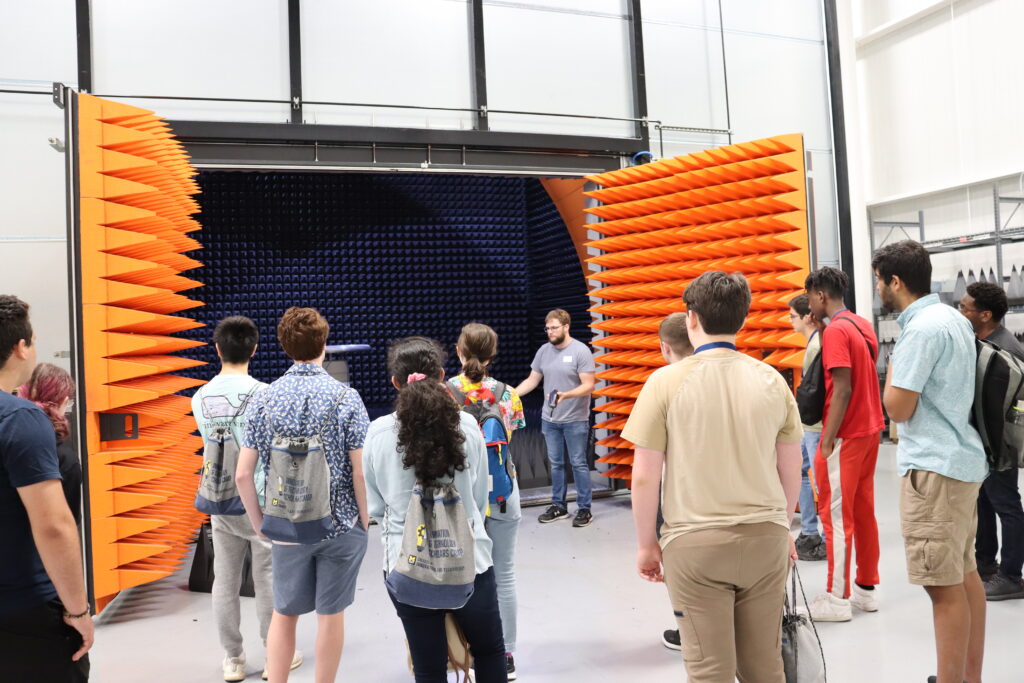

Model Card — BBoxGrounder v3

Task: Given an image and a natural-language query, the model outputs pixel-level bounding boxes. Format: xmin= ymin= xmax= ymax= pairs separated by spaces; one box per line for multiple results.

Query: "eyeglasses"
xmin=544 ymin=325 xmax=564 ymax=332
xmin=957 ymin=303 xmax=979 ymax=314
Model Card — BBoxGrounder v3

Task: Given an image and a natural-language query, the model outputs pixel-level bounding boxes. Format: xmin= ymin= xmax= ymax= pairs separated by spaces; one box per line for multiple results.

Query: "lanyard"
xmin=830 ymin=308 xmax=849 ymax=321
xmin=694 ymin=341 xmax=737 ymax=354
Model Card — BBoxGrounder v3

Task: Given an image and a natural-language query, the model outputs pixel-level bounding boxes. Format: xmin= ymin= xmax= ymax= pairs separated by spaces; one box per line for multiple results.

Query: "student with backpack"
xmin=803 ymin=267 xmax=884 ymax=622
xmin=189 ymin=316 xmax=289 ymax=682
xmin=447 ymin=323 xmax=524 ymax=680
xmin=874 ymin=240 xmax=987 ymax=683
xmin=235 ymin=308 xmax=370 ymax=683
xmin=363 ymin=336 xmax=507 ymax=683
xmin=959 ymin=282 xmax=1024 ymax=601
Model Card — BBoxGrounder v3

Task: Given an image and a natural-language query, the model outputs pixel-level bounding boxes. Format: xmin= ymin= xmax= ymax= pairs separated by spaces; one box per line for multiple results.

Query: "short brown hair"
xmin=277 ymin=307 xmax=329 ymax=361
xmin=658 ymin=313 xmax=692 ymax=357
xmin=545 ymin=309 xmax=570 ymax=326
xmin=682 ymin=272 xmax=751 ymax=335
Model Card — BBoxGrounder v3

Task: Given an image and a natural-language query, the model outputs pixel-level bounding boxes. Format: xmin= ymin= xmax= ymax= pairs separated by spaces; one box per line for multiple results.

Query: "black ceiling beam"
xmin=469 ymin=0 xmax=488 ymax=131
xmin=167 ymin=119 xmax=648 ymax=156
xmin=823 ymin=0 xmax=856 ymax=309
xmin=75 ymin=0 xmax=92 ymax=92
xmin=626 ymin=0 xmax=649 ymax=146
xmin=287 ymin=0 xmax=303 ymax=124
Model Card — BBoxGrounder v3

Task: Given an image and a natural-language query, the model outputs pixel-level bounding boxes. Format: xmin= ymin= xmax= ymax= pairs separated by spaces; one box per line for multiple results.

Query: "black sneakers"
xmin=795 ymin=533 xmax=827 ymax=561
xmin=978 ymin=559 xmax=1001 ymax=582
xmin=661 ymin=629 xmax=681 ymax=651
xmin=984 ymin=573 xmax=1024 ymax=601
xmin=572 ymin=509 xmax=593 ymax=527
xmin=506 ymin=654 xmax=517 ymax=680
xmin=538 ymin=505 xmax=569 ymax=523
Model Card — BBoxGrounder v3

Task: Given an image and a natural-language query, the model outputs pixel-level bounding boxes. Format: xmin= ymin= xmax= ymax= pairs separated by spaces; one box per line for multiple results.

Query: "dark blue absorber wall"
xmin=177 ymin=172 xmax=592 ymax=432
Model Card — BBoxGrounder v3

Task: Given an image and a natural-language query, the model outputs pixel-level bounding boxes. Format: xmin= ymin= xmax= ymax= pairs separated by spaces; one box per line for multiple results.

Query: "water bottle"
xmin=1012 ymin=400 xmax=1024 ymax=426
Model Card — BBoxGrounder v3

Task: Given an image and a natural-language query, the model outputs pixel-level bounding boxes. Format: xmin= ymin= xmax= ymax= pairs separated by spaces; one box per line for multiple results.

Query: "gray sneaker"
xmin=795 ymin=534 xmax=827 ymax=561
xmin=984 ymin=573 xmax=1024 ymax=601
xmin=538 ymin=505 xmax=569 ymax=524
xmin=572 ymin=509 xmax=593 ymax=527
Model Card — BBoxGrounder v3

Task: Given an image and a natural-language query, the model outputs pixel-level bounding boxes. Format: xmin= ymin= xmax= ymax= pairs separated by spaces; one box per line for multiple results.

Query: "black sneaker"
xmin=505 ymin=653 xmax=517 ymax=680
xmin=984 ymin=573 xmax=1024 ymax=601
xmin=661 ymin=629 xmax=681 ymax=651
xmin=978 ymin=559 xmax=1000 ymax=582
xmin=538 ymin=505 xmax=569 ymax=523
xmin=572 ymin=509 xmax=593 ymax=527
xmin=795 ymin=534 xmax=827 ymax=561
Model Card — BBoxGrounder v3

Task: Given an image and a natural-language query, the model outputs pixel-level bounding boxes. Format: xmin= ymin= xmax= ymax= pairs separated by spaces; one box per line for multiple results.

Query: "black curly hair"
xmin=804 ymin=267 xmax=849 ymax=300
xmin=0 ymin=295 xmax=32 ymax=367
xmin=966 ymin=282 xmax=1008 ymax=323
xmin=388 ymin=336 xmax=466 ymax=486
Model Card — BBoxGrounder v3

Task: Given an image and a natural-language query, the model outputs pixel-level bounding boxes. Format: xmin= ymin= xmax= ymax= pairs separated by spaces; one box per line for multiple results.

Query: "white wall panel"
xmin=857 ymin=9 xmax=957 ymax=202
xmin=0 ymin=95 xmax=71 ymax=364
xmin=858 ymin=0 xmax=942 ymax=36
xmin=302 ymin=0 xmax=473 ymax=129
xmin=484 ymin=5 xmax=633 ymax=137
xmin=640 ymin=0 xmax=717 ymax=24
xmin=724 ymin=0 xmax=824 ymax=42
xmin=643 ymin=21 xmax=727 ymax=131
xmin=91 ymin=0 xmax=290 ymax=122
xmin=0 ymin=0 xmax=77 ymax=84
xmin=722 ymin=33 xmax=832 ymax=150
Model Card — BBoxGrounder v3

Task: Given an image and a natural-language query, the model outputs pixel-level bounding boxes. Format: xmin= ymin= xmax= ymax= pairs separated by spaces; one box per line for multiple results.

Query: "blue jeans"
xmin=541 ymin=419 xmax=592 ymax=510
xmin=799 ymin=431 xmax=822 ymax=537
xmin=485 ymin=515 xmax=519 ymax=652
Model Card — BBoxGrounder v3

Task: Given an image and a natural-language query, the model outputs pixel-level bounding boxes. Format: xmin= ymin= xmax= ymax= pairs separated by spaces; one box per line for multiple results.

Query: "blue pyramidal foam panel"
xmin=176 ymin=172 xmax=592 ymax=435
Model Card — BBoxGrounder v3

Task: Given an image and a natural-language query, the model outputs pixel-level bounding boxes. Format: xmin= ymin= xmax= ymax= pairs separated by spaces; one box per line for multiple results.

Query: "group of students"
xmin=627 ymin=239 xmax=1005 ymax=683
xmin=192 ymin=309 xmax=527 ymax=683
xmin=0 ymin=236 xmax=1013 ymax=683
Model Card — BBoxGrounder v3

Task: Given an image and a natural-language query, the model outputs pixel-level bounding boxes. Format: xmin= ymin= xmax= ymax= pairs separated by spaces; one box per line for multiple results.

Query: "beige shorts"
xmin=900 ymin=469 xmax=982 ymax=586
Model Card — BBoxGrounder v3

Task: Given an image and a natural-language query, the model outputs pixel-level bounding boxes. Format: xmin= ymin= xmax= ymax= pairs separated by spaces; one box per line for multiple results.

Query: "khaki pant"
xmin=663 ymin=522 xmax=789 ymax=683
xmin=900 ymin=469 xmax=982 ymax=586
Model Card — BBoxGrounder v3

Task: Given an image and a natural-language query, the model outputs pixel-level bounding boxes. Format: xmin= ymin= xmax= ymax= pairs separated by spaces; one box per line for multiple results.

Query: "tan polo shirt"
xmin=621 ymin=349 xmax=803 ymax=549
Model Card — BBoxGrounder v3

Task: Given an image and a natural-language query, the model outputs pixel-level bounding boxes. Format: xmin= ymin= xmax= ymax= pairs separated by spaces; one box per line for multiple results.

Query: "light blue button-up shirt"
xmin=890 ymin=293 xmax=987 ymax=482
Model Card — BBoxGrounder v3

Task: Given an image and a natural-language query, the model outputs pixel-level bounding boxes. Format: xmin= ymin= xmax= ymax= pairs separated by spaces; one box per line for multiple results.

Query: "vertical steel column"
xmin=469 ymin=0 xmax=489 ymax=131
xmin=717 ymin=0 xmax=732 ymax=144
xmin=994 ymin=183 xmax=1004 ymax=285
xmin=75 ymin=0 xmax=92 ymax=92
xmin=288 ymin=0 xmax=303 ymax=124
xmin=626 ymin=0 xmax=649 ymax=144
xmin=823 ymin=0 xmax=856 ymax=310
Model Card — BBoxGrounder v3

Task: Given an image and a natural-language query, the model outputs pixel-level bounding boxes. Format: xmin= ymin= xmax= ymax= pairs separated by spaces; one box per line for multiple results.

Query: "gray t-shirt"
xmin=986 ymin=325 xmax=1024 ymax=361
xmin=530 ymin=338 xmax=596 ymax=423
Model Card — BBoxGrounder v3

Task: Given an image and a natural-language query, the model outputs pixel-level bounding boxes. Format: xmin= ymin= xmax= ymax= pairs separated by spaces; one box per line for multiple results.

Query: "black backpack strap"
xmin=834 ymin=314 xmax=876 ymax=361
xmin=492 ymin=381 xmax=506 ymax=405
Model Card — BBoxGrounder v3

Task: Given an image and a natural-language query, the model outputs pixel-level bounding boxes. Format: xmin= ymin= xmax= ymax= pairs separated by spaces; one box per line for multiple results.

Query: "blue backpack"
xmin=449 ymin=382 xmax=514 ymax=515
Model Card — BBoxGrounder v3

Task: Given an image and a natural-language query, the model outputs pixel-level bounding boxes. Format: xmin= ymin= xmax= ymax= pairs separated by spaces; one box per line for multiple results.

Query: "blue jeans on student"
xmin=800 ymin=430 xmax=822 ymax=537
xmin=541 ymin=419 xmax=592 ymax=511
xmin=485 ymin=515 xmax=519 ymax=653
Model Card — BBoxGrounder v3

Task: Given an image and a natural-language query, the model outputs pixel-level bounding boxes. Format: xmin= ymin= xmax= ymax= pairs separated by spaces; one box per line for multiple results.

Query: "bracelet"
xmin=63 ymin=607 xmax=90 ymax=619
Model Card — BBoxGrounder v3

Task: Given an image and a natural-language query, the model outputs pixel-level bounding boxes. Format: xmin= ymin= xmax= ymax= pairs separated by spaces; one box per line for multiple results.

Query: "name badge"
xmin=563 ymin=355 xmax=573 ymax=363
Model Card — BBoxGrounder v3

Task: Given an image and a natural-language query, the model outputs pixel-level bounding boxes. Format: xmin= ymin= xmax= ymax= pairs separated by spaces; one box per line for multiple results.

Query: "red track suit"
xmin=815 ymin=311 xmax=885 ymax=599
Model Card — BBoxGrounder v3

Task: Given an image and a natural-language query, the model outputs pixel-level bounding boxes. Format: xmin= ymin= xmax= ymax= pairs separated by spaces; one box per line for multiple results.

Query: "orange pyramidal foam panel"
xmin=587 ymin=134 xmax=810 ymax=482
xmin=76 ymin=94 xmax=207 ymax=609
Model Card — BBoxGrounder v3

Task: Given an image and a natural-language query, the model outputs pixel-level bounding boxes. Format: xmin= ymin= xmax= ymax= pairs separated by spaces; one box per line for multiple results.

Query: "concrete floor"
xmin=90 ymin=444 xmax=1024 ymax=682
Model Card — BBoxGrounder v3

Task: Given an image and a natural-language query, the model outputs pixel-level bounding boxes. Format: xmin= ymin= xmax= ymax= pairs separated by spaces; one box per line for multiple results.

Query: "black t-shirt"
xmin=0 ymin=390 xmax=61 ymax=615
xmin=56 ymin=439 xmax=82 ymax=526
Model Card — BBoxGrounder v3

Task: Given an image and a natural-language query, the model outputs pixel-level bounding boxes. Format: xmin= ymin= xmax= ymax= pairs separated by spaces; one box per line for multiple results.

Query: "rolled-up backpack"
xmin=782 ymin=564 xmax=827 ymax=682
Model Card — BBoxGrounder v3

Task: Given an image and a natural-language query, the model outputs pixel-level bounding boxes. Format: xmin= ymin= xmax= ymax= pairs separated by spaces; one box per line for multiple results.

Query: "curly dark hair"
xmin=967 ymin=282 xmax=1008 ymax=323
xmin=804 ymin=267 xmax=849 ymax=300
xmin=0 ymin=295 xmax=32 ymax=366
xmin=871 ymin=240 xmax=932 ymax=296
xmin=388 ymin=336 xmax=466 ymax=486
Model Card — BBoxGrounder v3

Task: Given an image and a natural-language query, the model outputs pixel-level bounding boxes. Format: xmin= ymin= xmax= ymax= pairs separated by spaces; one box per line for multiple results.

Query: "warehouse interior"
xmin=3 ymin=1 xmax=1024 ymax=682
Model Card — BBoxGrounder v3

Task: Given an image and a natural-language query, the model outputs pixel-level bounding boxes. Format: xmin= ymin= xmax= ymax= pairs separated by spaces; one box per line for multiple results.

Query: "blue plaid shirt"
xmin=243 ymin=363 xmax=370 ymax=537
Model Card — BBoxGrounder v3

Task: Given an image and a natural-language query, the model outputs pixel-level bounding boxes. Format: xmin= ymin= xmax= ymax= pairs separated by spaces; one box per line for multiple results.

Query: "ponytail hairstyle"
xmin=18 ymin=363 xmax=75 ymax=441
xmin=388 ymin=336 xmax=466 ymax=486
xmin=456 ymin=322 xmax=498 ymax=383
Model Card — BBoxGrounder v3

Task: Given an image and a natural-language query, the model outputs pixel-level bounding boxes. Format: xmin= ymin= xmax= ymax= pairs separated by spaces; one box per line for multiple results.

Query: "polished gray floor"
xmin=90 ymin=444 xmax=1024 ymax=682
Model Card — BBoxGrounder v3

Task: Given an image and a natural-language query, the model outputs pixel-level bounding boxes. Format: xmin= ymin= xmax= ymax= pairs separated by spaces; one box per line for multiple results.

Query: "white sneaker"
xmin=262 ymin=650 xmax=304 ymax=680
xmin=223 ymin=654 xmax=246 ymax=682
xmin=807 ymin=592 xmax=852 ymax=622
xmin=850 ymin=584 xmax=879 ymax=612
